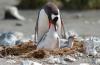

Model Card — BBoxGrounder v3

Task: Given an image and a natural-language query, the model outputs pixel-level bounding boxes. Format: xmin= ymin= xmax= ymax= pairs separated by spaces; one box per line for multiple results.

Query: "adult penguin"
xmin=34 ymin=2 xmax=66 ymax=44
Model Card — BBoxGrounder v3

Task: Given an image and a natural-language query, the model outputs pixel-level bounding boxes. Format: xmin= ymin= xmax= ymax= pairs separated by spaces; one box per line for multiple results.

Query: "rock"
xmin=0 ymin=32 xmax=23 ymax=46
xmin=75 ymin=37 xmax=84 ymax=42
xmin=20 ymin=38 xmax=31 ymax=43
xmin=47 ymin=56 xmax=67 ymax=64
xmin=4 ymin=6 xmax=25 ymax=20
xmin=20 ymin=60 xmax=42 ymax=65
xmin=64 ymin=55 xmax=76 ymax=62
xmin=33 ymin=62 xmax=42 ymax=65
xmin=6 ymin=59 xmax=16 ymax=64
xmin=20 ymin=34 xmax=35 ymax=43
xmin=84 ymin=37 xmax=98 ymax=56
xmin=79 ymin=63 xmax=90 ymax=65
xmin=13 ymin=32 xmax=23 ymax=40
xmin=73 ymin=52 xmax=84 ymax=58
xmin=20 ymin=60 xmax=33 ymax=65
xmin=47 ymin=56 xmax=61 ymax=64
xmin=95 ymin=59 xmax=100 ymax=64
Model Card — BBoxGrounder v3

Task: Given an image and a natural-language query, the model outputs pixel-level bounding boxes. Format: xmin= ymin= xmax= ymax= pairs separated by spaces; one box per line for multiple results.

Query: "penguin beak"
xmin=54 ymin=23 xmax=57 ymax=31
xmin=49 ymin=20 xmax=52 ymax=29
xmin=49 ymin=16 xmax=58 ymax=31
xmin=49 ymin=20 xmax=57 ymax=31
xmin=52 ymin=17 xmax=58 ymax=31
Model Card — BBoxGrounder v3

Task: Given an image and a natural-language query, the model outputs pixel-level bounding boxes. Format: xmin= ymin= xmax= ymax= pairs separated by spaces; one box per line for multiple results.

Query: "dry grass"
xmin=0 ymin=40 xmax=84 ymax=59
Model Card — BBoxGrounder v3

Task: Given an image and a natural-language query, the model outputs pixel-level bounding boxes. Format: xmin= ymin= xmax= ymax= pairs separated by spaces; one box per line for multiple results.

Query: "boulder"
xmin=0 ymin=32 xmax=23 ymax=46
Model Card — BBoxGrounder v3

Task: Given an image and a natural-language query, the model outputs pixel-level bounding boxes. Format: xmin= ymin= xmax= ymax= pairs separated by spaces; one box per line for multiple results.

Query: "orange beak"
xmin=49 ymin=20 xmax=52 ymax=29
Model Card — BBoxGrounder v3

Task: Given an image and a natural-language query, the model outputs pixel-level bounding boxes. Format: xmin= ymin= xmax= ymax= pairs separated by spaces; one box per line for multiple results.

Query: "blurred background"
xmin=17 ymin=0 xmax=100 ymax=10
xmin=0 ymin=0 xmax=100 ymax=37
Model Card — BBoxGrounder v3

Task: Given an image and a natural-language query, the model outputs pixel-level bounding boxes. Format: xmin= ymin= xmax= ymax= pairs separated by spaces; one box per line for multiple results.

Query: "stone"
xmin=79 ymin=63 xmax=90 ymax=65
xmin=0 ymin=32 xmax=23 ymax=46
xmin=20 ymin=60 xmax=42 ymax=65
xmin=95 ymin=59 xmax=100 ymax=64
xmin=64 ymin=55 xmax=76 ymax=62
xmin=47 ymin=56 xmax=67 ymax=64
xmin=84 ymin=37 xmax=98 ymax=56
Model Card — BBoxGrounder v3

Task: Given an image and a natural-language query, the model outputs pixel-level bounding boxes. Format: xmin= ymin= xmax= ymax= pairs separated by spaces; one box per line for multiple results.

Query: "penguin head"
xmin=44 ymin=2 xmax=59 ymax=30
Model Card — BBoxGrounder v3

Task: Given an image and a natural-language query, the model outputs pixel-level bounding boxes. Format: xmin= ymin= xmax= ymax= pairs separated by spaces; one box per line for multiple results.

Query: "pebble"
xmin=64 ymin=55 xmax=77 ymax=62
xmin=79 ymin=63 xmax=90 ymax=65
xmin=20 ymin=60 xmax=42 ymax=65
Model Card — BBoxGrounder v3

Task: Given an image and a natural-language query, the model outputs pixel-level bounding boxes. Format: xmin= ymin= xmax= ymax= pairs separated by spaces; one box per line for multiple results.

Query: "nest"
xmin=0 ymin=40 xmax=84 ymax=59
xmin=0 ymin=41 xmax=37 ymax=56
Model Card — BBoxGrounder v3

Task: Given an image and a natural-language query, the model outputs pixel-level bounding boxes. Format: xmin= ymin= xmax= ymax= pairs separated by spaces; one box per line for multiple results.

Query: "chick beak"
xmin=54 ymin=22 xmax=57 ymax=31
xmin=52 ymin=17 xmax=58 ymax=31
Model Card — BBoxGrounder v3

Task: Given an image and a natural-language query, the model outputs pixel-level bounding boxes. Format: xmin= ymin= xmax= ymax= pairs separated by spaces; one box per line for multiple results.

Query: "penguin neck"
xmin=49 ymin=24 xmax=57 ymax=33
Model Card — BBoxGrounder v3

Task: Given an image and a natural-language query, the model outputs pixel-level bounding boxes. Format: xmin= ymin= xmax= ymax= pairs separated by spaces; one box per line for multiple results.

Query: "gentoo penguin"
xmin=60 ymin=31 xmax=77 ymax=48
xmin=60 ymin=36 xmax=75 ymax=48
xmin=34 ymin=2 xmax=66 ymax=44
xmin=37 ymin=16 xmax=60 ymax=49
xmin=4 ymin=6 xmax=25 ymax=20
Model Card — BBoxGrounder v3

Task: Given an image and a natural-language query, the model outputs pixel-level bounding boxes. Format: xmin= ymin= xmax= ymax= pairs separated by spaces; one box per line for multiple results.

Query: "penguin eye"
xmin=54 ymin=12 xmax=58 ymax=15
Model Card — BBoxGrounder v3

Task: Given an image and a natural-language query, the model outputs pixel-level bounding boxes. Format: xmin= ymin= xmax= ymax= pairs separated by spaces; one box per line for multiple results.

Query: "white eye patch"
xmin=51 ymin=14 xmax=58 ymax=20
